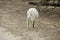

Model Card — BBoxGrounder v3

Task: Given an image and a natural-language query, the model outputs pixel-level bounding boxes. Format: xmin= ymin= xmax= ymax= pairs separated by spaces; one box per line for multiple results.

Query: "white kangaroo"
xmin=27 ymin=8 xmax=39 ymax=28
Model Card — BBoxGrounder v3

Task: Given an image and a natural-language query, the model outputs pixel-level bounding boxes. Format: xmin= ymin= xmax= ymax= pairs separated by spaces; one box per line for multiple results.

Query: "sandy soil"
xmin=0 ymin=0 xmax=60 ymax=40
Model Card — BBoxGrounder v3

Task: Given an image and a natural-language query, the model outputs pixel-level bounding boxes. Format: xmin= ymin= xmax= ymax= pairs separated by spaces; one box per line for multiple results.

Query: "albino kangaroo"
xmin=27 ymin=8 xmax=39 ymax=28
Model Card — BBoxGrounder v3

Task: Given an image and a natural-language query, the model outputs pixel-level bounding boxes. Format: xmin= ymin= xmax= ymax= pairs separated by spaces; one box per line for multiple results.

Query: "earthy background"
xmin=0 ymin=0 xmax=60 ymax=40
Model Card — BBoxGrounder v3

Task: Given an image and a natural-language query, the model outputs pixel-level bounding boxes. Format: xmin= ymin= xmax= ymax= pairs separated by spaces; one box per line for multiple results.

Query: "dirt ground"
xmin=0 ymin=0 xmax=60 ymax=40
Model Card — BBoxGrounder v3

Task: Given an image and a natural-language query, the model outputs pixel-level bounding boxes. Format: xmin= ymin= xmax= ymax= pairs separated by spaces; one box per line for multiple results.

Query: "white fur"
xmin=27 ymin=8 xmax=39 ymax=28
xmin=27 ymin=8 xmax=39 ymax=20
